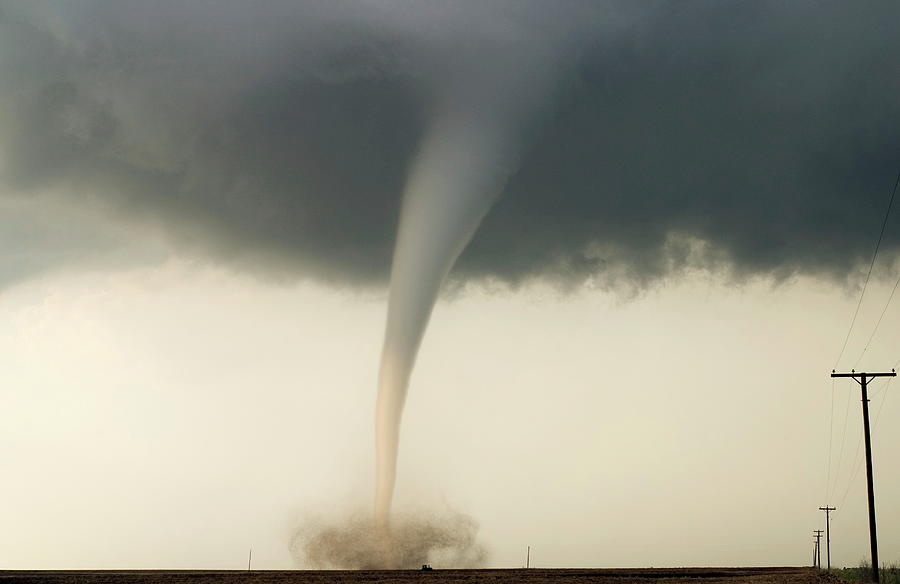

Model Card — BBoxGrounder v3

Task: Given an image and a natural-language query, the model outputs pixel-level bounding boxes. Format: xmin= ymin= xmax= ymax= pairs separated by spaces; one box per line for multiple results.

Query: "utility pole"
xmin=248 ymin=547 xmax=252 ymax=571
xmin=831 ymin=369 xmax=896 ymax=583
xmin=818 ymin=506 xmax=835 ymax=569
xmin=526 ymin=545 xmax=531 ymax=569
xmin=814 ymin=530 xmax=823 ymax=568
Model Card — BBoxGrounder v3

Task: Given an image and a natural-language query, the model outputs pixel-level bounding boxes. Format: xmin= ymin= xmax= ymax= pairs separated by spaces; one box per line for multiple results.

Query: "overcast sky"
xmin=2 ymin=0 xmax=900 ymax=570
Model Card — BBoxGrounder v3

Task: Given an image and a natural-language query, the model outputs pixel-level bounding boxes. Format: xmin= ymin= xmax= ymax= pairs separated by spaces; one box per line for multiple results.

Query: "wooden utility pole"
xmin=248 ymin=547 xmax=252 ymax=571
xmin=818 ymin=506 xmax=835 ymax=569
xmin=526 ymin=545 xmax=531 ymax=569
xmin=814 ymin=530 xmax=823 ymax=568
xmin=831 ymin=369 xmax=896 ymax=583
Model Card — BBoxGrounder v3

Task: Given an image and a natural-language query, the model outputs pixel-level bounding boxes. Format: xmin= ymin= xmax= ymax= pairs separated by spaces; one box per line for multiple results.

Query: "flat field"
xmin=0 ymin=568 xmax=827 ymax=584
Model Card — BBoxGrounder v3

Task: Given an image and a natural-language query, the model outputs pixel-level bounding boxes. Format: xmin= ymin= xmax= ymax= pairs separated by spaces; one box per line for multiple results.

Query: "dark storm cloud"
xmin=465 ymin=2 xmax=900 ymax=289
xmin=1 ymin=1 xmax=898 ymax=289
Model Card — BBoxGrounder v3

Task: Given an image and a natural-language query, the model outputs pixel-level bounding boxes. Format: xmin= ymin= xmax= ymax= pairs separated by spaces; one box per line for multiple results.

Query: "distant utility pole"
xmin=831 ymin=369 xmax=896 ymax=583
xmin=818 ymin=506 xmax=835 ymax=570
xmin=814 ymin=530 xmax=823 ymax=568
xmin=526 ymin=545 xmax=531 ymax=569
xmin=248 ymin=547 xmax=252 ymax=571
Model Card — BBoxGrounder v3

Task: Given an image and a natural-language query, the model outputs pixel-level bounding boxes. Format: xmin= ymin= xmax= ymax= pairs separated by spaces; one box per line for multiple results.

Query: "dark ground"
xmin=0 ymin=568 xmax=829 ymax=584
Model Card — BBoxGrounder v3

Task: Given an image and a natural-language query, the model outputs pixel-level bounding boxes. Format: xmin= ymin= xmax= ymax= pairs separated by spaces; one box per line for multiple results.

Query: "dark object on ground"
xmin=421 ymin=565 xmax=433 ymax=571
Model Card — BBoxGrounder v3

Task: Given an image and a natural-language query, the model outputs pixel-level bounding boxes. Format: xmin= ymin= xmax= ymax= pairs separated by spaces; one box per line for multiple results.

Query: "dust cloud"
xmin=290 ymin=507 xmax=487 ymax=569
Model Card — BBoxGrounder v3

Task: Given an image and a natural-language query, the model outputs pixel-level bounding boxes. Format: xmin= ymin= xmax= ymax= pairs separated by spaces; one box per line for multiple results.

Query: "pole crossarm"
xmin=831 ymin=369 xmax=896 ymax=378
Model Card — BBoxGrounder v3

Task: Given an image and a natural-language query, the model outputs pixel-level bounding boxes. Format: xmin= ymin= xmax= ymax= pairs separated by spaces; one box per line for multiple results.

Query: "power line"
xmin=826 ymin=379 xmax=885 ymax=507
xmin=824 ymin=378 xmax=836 ymax=504
xmin=828 ymin=171 xmax=899 ymax=508
xmin=854 ymin=268 xmax=900 ymax=370
xmin=873 ymin=377 xmax=893 ymax=426
xmin=854 ymin=171 xmax=900 ymax=368
xmin=830 ymin=377 xmax=886 ymax=503
xmin=868 ymin=379 xmax=889 ymax=398
xmin=834 ymin=170 xmax=900 ymax=368
xmin=834 ymin=377 xmax=894 ymax=513
xmin=834 ymin=422 xmax=865 ymax=514
xmin=829 ymin=385 xmax=854 ymax=499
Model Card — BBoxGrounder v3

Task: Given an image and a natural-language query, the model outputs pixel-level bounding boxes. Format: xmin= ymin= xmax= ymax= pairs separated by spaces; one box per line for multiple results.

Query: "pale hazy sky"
xmin=3 ymin=263 xmax=900 ymax=569
xmin=2 ymin=0 xmax=900 ymax=571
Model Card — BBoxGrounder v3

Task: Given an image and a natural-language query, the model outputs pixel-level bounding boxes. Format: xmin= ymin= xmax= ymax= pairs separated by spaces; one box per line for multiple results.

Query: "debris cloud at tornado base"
xmin=290 ymin=507 xmax=486 ymax=569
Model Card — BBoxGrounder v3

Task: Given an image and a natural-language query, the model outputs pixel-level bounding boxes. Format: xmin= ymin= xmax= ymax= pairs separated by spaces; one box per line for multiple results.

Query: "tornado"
xmin=373 ymin=43 xmax=567 ymax=532
xmin=374 ymin=112 xmax=514 ymax=527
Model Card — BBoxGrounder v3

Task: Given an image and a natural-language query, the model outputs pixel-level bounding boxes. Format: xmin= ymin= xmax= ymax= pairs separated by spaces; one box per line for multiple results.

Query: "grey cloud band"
xmin=1 ymin=1 xmax=898 ymax=289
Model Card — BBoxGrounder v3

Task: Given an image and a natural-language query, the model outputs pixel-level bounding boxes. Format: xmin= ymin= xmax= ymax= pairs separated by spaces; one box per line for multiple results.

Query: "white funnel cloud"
xmin=375 ymin=114 xmax=511 ymax=525
xmin=374 ymin=49 xmax=565 ymax=528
